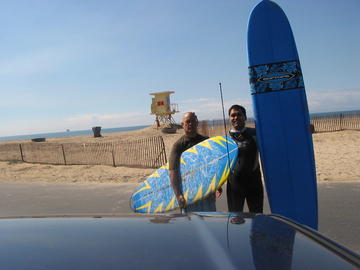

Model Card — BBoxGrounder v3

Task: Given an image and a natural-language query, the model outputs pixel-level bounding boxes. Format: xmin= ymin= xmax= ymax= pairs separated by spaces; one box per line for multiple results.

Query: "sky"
xmin=0 ymin=0 xmax=359 ymax=136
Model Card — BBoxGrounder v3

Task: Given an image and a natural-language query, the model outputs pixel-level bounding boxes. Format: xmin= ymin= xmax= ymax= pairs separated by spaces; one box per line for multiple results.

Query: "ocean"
xmin=0 ymin=125 xmax=151 ymax=142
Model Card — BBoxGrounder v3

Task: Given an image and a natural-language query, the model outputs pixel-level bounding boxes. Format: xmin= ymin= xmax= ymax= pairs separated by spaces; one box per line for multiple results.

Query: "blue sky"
xmin=0 ymin=0 xmax=359 ymax=136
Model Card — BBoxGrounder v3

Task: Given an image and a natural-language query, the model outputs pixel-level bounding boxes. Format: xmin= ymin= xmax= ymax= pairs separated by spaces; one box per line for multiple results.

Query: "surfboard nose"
xmin=248 ymin=0 xmax=298 ymax=66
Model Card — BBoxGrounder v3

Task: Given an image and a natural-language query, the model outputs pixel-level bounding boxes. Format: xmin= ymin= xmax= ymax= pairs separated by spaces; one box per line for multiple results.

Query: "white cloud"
xmin=63 ymin=112 xmax=153 ymax=130
xmin=181 ymin=98 xmax=214 ymax=103
xmin=0 ymin=112 xmax=154 ymax=137
xmin=175 ymin=88 xmax=360 ymax=122
xmin=2 ymin=89 xmax=358 ymax=137
xmin=177 ymin=97 xmax=253 ymax=121
xmin=307 ymin=88 xmax=360 ymax=113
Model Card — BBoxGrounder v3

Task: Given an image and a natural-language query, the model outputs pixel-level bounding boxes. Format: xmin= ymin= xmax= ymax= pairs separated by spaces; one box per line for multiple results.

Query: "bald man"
xmin=169 ymin=112 xmax=220 ymax=212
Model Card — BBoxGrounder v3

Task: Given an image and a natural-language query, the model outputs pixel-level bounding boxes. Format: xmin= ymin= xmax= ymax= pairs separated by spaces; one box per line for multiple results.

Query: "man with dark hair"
xmin=227 ymin=105 xmax=264 ymax=213
xmin=169 ymin=112 xmax=220 ymax=212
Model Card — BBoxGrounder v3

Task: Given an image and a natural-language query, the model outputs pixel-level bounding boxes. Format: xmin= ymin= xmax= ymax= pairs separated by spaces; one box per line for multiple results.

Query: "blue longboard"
xmin=247 ymin=0 xmax=318 ymax=229
xmin=130 ymin=136 xmax=238 ymax=213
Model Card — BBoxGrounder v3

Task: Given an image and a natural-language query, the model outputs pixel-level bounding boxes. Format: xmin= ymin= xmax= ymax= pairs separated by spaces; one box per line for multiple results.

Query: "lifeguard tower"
xmin=150 ymin=91 xmax=179 ymax=128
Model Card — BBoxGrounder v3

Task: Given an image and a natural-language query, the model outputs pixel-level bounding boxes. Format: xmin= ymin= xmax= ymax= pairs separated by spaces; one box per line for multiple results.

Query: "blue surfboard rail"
xmin=131 ymin=136 xmax=238 ymax=213
xmin=247 ymin=0 xmax=318 ymax=229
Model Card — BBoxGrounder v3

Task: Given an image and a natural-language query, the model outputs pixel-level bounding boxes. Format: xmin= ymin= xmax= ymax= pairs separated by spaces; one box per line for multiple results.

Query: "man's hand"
xmin=177 ymin=194 xmax=186 ymax=209
xmin=216 ymin=187 xmax=223 ymax=198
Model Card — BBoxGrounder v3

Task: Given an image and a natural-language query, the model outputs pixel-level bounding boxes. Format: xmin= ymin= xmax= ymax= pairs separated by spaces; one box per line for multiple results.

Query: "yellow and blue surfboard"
xmin=130 ymin=136 xmax=238 ymax=213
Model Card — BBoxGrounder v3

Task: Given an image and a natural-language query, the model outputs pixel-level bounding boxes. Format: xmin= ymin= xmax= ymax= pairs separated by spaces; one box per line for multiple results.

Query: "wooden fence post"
xmin=19 ymin=144 xmax=24 ymax=162
xmin=340 ymin=113 xmax=343 ymax=131
xmin=62 ymin=145 xmax=67 ymax=165
xmin=112 ymin=149 xmax=116 ymax=167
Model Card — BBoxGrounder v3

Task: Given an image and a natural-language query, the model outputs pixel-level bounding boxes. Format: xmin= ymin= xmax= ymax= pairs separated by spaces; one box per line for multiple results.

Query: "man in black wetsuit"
xmin=169 ymin=112 xmax=221 ymax=212
xmin=227 ymin=105 xmax=264 ymax=213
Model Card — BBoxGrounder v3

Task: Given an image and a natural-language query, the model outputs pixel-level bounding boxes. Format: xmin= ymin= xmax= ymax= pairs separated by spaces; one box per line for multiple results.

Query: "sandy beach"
xmin=0 ymin=128 xmax=359 ymax=184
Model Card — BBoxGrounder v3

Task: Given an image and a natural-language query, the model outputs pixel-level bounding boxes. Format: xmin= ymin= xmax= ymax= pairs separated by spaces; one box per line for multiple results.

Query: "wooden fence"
xmin=0 ymin=136 xmax=167 ymax=168
xmin=310 ymin=111 xmax=360 ymax=133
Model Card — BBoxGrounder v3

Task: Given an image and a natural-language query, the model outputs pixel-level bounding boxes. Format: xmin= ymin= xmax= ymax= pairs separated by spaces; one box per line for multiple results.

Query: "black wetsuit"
xmin=226 ymin=128 xmax=264 ymax=213
xmin=169 ymin=134 xmax=208 ymax=171
xmin=169 ymin=134 xmax=216 ymax=211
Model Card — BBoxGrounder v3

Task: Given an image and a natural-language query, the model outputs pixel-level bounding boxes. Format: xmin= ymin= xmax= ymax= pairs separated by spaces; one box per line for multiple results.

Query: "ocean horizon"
xmin=1 ymin=109 xmax=359 ymax=142
xmin=0 ymin=125 xmax=151 ymax=142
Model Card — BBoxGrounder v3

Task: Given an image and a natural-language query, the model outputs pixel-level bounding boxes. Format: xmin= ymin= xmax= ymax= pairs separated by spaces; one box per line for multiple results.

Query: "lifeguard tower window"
xmin=150 ymin=91 xmax=179 ymax=127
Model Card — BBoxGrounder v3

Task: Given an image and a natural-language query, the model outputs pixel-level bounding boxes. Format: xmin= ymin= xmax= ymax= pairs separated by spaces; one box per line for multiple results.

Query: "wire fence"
xmin=0 ymin=136 xmax=167 ymax=168
xmin=198 ymin=111 xmax=360 ymax=137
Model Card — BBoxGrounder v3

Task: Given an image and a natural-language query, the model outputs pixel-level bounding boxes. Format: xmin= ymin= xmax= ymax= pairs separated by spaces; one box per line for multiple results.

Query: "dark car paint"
xmin=0 ymin=213 xmax=359 ymax=270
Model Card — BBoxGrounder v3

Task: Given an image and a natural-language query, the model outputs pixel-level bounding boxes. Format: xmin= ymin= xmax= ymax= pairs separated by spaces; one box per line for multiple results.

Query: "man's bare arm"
xmin=169 ymin=169 xmax=186 ymax=209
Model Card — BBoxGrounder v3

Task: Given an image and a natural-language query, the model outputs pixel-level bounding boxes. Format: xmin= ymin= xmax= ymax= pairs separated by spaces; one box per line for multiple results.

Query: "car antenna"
xmin=219 ymin=82 xmax=233 ymax=249
xmin=219 ymin=82 xmax=232 ymax=174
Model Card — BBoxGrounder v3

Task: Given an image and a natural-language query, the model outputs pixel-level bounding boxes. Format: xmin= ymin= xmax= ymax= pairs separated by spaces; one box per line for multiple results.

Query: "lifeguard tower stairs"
xmin=150 ymin=91 xmax=179 ymax=128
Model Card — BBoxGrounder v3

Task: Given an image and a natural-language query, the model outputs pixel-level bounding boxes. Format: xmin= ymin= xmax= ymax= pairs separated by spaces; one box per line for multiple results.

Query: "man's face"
xmin=182 ymin=113 xmax=198 ymax=137
xmin=229 ymin=109 xmax=246 ymax=130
